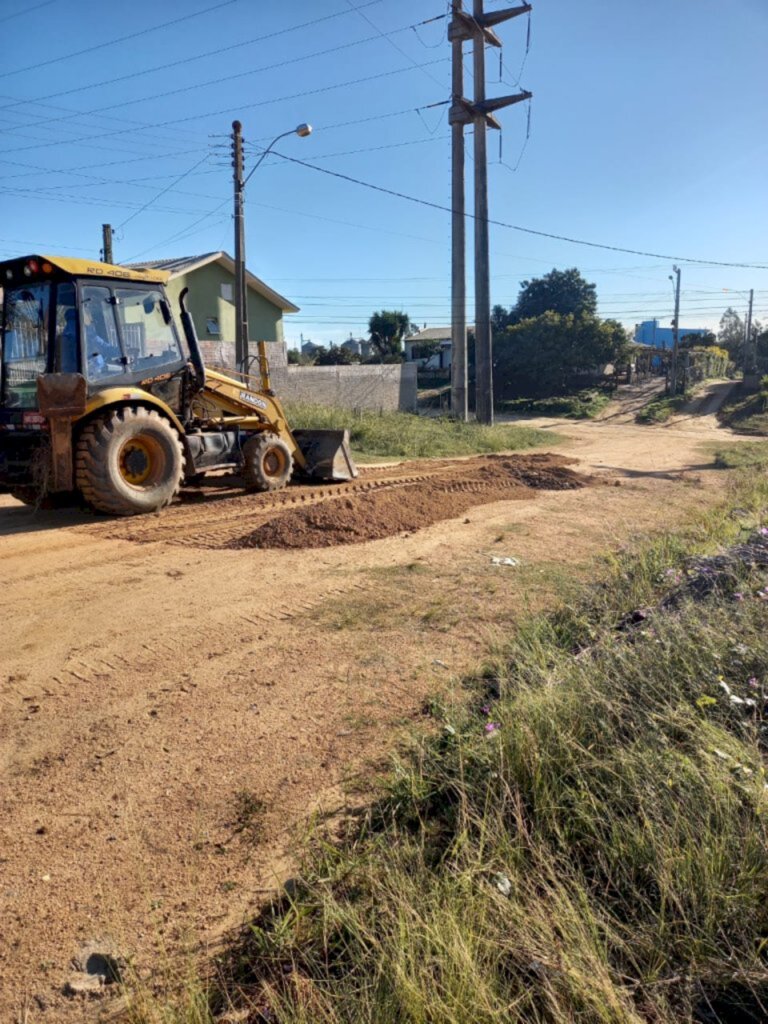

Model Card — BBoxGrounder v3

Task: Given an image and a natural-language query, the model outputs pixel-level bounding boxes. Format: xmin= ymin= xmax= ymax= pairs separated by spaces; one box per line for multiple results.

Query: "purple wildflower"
xmin=748 ymin=677 xmax=759 ymax=689
xmin=760 ymin=527 xmax=768 ymax=536
xmin=734 ymin=592 xmax=745 ymax=601
xmin=481 ymin=704 xmax=491 ymax=716
xmin=484 ymin=722 xmax=500 ymax=735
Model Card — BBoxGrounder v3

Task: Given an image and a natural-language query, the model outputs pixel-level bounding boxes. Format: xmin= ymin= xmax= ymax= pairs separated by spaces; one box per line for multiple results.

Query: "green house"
xmin=132 ymin=252 xmax=298 ymax=360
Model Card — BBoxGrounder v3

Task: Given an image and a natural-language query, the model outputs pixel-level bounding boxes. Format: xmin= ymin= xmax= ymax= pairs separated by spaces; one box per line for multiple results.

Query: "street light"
xmin=243 ymin=123 xmax=312 ymax=187
xmin=233 ymin=122 xmax=312 ymax=372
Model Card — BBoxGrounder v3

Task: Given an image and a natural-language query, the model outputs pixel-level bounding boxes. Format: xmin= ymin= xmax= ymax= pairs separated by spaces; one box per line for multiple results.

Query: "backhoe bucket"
xmin=293 ymin=429 xmax=358 ymax=482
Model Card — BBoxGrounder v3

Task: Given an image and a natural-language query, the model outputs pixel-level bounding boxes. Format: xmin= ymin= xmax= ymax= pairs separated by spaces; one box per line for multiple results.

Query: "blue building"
xmin=634 ymin=320 xmax=709 ymax=349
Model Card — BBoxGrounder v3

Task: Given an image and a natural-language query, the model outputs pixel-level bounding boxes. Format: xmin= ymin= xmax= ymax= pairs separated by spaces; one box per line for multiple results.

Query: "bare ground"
xmin=0 ymin=379 xmax=749 ymax=1022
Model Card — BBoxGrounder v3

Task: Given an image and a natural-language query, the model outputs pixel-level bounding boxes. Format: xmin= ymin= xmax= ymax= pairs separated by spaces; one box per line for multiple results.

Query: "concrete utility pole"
xmin=745 ymin=287 xmax=755 ymax=373
xmin=231 ymin=120 xmax=248 ymax=373
xmin=670 ymin=265 xmax=681 ymax=395
xmin=450 ymin=0 xmax=467 ymax=422
xmin=449 ymin=2 xmax=532 ymax=424
xmin=101 ymin=224 xmax=113 ymax=264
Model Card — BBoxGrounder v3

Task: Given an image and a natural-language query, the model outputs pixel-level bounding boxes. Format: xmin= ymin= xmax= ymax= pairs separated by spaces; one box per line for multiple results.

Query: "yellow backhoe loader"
xmin=0 ymin=255 xmax=356 ymax=515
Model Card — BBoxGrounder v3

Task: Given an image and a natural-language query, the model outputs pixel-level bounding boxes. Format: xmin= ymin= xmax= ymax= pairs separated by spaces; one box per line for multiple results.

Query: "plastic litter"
xmin=493 ymin=873 xmax=512 ymax=897
xmin=491 ymin=556 xmax=520 ymax=567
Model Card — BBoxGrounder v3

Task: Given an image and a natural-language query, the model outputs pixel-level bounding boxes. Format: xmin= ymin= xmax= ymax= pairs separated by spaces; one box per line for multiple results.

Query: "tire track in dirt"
xmin=94 ymin=454 xmax=582 ymax=550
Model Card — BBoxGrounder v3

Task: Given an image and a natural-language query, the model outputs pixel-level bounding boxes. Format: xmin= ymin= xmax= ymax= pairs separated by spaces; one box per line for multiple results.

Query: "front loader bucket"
xmin=293 ymin=429 xmax=358 ymax=482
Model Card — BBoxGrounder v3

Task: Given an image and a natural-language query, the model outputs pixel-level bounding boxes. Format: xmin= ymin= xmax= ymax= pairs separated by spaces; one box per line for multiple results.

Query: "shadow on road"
xmin=0 ymin=500 xmax=96 ymax=536
xmin=596 ymin=462 xmax=717 ymax=481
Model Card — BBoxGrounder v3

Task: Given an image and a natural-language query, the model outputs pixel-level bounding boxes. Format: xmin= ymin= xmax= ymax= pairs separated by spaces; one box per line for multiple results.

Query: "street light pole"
xmin=231 ymin=120 xmax=312 ymax=374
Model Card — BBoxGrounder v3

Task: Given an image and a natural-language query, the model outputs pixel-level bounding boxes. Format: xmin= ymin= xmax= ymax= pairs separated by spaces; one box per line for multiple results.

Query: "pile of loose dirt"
xmin=230 ymin=454 xmax=583 ymax=550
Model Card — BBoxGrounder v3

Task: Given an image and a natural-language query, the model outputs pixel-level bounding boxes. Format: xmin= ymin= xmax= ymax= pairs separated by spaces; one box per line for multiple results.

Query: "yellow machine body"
xmin=0 ymin=255 xmax=357 ymax=511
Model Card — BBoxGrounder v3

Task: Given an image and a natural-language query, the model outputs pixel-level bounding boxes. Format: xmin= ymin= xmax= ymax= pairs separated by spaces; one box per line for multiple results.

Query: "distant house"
xmin=128 ymin=251 xmax=298 ymax=365
xmin=634 ymin=319 xmax=709 ymax=349
xmin=404 ymin=326 xmax=474 ymax=370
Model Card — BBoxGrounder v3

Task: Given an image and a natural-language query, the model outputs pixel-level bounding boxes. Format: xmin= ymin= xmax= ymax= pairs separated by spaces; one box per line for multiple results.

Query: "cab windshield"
xmin=1 ymin=283 xmax=50 ymax=409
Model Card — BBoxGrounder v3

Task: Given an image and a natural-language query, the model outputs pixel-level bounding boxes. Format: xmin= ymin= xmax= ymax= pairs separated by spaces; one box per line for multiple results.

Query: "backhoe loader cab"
xmin=0 ymin=255 xmax=356 ymax=515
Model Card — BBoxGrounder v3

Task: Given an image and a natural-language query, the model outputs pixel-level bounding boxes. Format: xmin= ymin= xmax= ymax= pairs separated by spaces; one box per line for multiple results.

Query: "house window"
xmin=220 ymin=283 xmax=233 ymax=302
xmin=206 ymin=317 xmax=220 ymax=336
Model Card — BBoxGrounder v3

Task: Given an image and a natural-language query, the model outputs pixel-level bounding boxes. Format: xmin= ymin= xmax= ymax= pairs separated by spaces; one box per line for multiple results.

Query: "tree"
xmin=491 ymin=304 xmax=511 ymax=333
xmin=287 ymin=348 xmax=313 ymax=365
xmin=315 ymin=344 xmax=355 ymax=366
xmin=681 ymin=330 xmax=716 ymax=348
xmin=718 ymin=307 xmax=745 ymax=363
xmin=494 ymin=312 xmax=630 ymax=398
xmin=368 ymin=310 xmax=411 ymax=360
xmin=512 ymin=267 xmax=598 ymax=322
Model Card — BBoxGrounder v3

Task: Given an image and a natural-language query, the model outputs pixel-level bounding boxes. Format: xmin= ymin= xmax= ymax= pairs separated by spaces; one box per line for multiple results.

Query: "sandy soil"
xmin=0 ymin=378 xmax=748 ymax=1022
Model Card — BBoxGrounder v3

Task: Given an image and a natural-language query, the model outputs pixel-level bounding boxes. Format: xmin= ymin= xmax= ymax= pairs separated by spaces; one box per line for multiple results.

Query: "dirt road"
xmin=0 ymin=380 xmax=747 ymax=1021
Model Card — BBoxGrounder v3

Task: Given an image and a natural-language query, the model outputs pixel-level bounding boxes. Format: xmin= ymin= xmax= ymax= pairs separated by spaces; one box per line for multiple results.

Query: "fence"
xmin=197 ymin=340 xmax=417 ymax=413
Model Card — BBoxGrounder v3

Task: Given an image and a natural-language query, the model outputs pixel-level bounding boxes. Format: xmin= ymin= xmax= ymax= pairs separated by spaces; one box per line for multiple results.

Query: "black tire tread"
xmin=75 ymin=406 xmax=183 ymax=516
xmin=242 ymin=433 xmax=293 ymax=493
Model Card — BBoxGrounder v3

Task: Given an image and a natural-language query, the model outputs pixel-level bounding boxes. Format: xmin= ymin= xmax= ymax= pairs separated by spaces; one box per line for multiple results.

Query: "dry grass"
xmin=128 ymin=465 xmax=768 ymax=1024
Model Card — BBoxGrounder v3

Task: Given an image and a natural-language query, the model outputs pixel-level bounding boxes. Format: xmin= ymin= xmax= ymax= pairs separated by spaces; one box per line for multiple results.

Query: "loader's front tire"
xmin=242 ymin=433 xmax=293 ymax=493
xmin=75 ymin=407 xmax=184 ymax=516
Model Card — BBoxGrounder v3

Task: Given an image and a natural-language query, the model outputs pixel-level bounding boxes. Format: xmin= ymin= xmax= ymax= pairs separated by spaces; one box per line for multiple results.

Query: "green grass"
xmin=286 ymin=403 xmax=556 ymax=459
xmin=718 ymin=383 xmax=768 ymax=436
xmin=497 ymin=388 xmax=613 ymax=420
xmin=636 ymin=391 xmax=689 ymax=424
xmin=125 ymin=470 xmax=768 ymax=1024
xmin=713 ymin=440 xmax=768 ymax=471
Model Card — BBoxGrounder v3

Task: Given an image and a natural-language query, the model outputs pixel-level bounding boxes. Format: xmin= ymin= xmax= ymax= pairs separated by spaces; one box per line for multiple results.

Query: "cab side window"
xmin=82 ymin=286 xmax=124 ymax=382
xmin=54 ymin=282 xmax=80 ymax=373
xmin=115 ymin=288 xmax=182 ymax=370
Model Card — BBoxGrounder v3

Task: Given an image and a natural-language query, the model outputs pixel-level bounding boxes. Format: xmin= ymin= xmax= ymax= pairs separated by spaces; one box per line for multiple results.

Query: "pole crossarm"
xmin=449 ymin=3 xmax=531 ymax=44
xmin=449 ymin=90 xmax=531 ymax=128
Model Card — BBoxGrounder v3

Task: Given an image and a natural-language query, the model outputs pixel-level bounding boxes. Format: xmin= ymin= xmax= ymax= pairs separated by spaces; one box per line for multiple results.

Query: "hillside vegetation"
xmin=719 ymin=380 xmax=768 ymax=437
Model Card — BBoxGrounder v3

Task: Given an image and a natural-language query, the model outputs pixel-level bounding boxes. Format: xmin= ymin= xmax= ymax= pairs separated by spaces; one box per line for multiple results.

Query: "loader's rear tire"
xmin=75 ymin=407 xmax=183 ymax=516
xmin=242 ymin=434 xmax=293 ymax=493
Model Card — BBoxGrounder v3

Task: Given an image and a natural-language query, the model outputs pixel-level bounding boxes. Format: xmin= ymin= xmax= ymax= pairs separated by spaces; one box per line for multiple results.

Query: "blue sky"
xmin=1 ymin=0 xmax=766 ymax=347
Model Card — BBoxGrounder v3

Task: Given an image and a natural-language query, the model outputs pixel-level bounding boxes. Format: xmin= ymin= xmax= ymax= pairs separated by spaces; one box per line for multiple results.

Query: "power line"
xmin=245 ymin=133 xmax=450 ymax=166
xmin=0 ymin=0 xmax=56 ymax=24
xmin=0 ymin=0 xmax=388 ymax=112
xmin=116 ymin=154 xmax=213 ymax=231
xmin=2 ymin=60 xmax=449 ymax=156
xmin=0 ymin=91 xmax=206 ymax=151
xmin=344 ymin=0 xmax=448 ymax=90
xmin=267 ymin=148 xmax=768 ymax=271
xmin=0 ymin=0 xmax=243 ymax=81
xmin=9 ymin=15 xmax=448 ymax=128
xmin=0 ymin=102 xmax=449 ymax=186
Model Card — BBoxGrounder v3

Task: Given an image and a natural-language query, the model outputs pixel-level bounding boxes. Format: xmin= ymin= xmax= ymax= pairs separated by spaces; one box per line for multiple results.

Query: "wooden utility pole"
xmin=101 ymin=223 xmax=113 ymax=264
xmin=450 ymin=0 xmax=467 ymax=422
xmin=670 ymin=265 xmax=681 ymax=394
xmin=449 ymin=2 xmax=532 ymax=424
xmin=232 ymin=120 xmax=248 ymax=373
